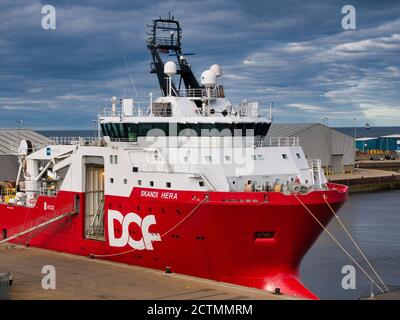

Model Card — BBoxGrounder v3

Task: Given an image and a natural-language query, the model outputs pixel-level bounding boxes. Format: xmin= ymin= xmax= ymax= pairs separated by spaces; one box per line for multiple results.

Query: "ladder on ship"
xmin=0 ymin=205 xmax=76 ymax=245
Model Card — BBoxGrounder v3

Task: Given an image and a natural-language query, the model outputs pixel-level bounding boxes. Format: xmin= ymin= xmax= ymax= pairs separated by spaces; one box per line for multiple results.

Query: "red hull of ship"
xmin=0 ymin=183 xmax=347 ymax=299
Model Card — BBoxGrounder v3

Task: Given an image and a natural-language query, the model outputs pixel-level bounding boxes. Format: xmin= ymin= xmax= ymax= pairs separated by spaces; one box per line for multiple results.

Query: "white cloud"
xmin=286 ymin=103 xmax=327 ymax=112
xmin=359 ymin=103 xmax=400 ymax=120
xmin=27 ymin=88 xmax=43 ymax=94
xmin=56 ymin=94 xmax=99 ymax=101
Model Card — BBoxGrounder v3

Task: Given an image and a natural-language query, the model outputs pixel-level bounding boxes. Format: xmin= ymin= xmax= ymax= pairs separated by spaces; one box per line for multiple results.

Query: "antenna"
xmin=119 ymin=46 xmax=138 ymax=98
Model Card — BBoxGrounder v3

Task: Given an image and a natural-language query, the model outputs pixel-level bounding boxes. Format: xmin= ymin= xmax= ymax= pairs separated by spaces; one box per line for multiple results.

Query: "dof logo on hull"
xmin=108 ymin=210 xmax=161 ymax=250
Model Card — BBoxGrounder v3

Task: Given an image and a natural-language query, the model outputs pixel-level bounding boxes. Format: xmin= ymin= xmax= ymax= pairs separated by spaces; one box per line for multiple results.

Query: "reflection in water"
xmin=301 ymin=190 xmax=400 ymax=299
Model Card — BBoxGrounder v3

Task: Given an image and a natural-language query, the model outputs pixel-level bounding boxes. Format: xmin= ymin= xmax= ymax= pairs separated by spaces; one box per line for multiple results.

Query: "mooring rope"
xmin=322 ymin=194 xmax=389 ymax=292
xmin=294 ymin=194 xmax=385 ymax=294
xmin=90 ymin=196 xmax=208 ymax=259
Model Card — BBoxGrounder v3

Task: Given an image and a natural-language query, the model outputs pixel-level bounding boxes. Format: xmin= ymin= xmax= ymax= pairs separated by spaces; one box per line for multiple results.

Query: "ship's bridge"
xmin=99 ymin=95 xmax=271 ymax=142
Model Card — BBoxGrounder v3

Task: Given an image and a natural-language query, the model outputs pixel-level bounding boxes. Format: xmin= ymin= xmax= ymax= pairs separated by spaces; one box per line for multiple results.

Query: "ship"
xmin=0 ymin=17 xmax=347 ymax=299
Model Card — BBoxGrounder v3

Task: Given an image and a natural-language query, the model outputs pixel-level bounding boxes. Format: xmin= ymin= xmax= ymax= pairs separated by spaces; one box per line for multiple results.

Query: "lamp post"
xmin=16 ymin=119 xmax=23 ymax=141
xmin=353 ymin=117 xmax=357 ymax=160
xmin=92 ymin=119 xmax=97 ymax=144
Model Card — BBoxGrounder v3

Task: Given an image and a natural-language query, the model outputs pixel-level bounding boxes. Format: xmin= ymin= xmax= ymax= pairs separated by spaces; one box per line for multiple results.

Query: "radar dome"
xmin=201 ymin=70 xmax=217 ymax=87
xmin=210 ymin=64 xmax=222 ymax=77
xmin=164 ymin=61 xmax=177 ymax=76
xmin=18 ymin=140 xmax=33 ymax=156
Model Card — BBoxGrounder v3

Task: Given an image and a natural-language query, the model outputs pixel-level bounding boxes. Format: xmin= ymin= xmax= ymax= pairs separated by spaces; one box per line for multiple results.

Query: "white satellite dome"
xmin=164 ymin=61 xmax=177 ymax=76
xmin=18 ymin=140 xmax=33 ymax=156
xmin=201 ymin=70 xmax=217 ymax=87
xmin=210 ymin=64 xmax=222 ymax=77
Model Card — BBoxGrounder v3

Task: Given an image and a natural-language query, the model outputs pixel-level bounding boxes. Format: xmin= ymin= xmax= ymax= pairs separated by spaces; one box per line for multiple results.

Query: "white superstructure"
xmin=8 ymin=61 xmax=326 ymax=210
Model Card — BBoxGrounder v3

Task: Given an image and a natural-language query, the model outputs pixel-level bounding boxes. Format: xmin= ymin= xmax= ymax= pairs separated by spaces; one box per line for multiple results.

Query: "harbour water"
xmin=301 ymin=190 xmax=400 ymax=299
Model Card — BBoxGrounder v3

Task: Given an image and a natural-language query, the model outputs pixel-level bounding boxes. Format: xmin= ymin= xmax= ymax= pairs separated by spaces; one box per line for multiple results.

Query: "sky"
xmin=0 ymin=0 xmax=399 ymax=129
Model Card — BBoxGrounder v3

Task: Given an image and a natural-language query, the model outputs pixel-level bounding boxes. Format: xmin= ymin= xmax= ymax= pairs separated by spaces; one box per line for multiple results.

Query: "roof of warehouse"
xmin=267 ymin=123 xmax=317 ymax=137
xmin=380 ymin=134 xmax=400 ymax=138
xmin=355 ymin=137 xmax=379 ymax=141
xmin=267 ymin=123 xmax=351 ymax=138
xmin=0 ymin=129 xmax=52 ymax=156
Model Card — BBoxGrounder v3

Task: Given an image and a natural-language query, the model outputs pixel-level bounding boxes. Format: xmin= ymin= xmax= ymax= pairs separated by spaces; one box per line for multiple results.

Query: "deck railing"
xmin=110 ymin=136 xmax=300 ymax=148
xmin=9 ymin=137 xmax=105 ymax=154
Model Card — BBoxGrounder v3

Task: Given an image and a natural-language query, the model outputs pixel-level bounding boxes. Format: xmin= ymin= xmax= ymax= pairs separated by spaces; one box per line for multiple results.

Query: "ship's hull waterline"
xmin=0 ymin=183 xmax=347 ymax=299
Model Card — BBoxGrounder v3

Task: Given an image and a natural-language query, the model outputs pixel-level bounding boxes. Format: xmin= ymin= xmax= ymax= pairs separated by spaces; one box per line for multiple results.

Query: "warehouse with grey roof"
xmin=0 ymin=129 xmax=52 ymax=181
xmin=268 ymin=123 xmax=355 ymax=174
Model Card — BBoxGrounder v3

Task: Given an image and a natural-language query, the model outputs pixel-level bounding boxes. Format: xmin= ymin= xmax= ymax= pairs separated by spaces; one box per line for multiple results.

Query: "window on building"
xmin=150 ymin=181 xmax=154 ymax=187
xmin=138 ymin=180 xmax=142 ymax=186
xmin=166 ymin=182 xmax=171 ymax=188
xmin=110 ymin=178 xmax=114 ymax=183
xmin=110 ymin=155 xmax=113 ymax=164
xmin=114 ymin=155 xmax=118 ymax=164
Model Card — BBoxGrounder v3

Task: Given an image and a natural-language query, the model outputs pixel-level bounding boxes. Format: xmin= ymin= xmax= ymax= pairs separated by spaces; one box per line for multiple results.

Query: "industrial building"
xmin=355 ymin=137 xmax=379 ymax=152
xmin=268 ymin=123 xmax=355 ymax=174
xmin=0 ymin=129 xmax=51 ymax=181
xmin=356 ymin=134 xmax=400 ymax=152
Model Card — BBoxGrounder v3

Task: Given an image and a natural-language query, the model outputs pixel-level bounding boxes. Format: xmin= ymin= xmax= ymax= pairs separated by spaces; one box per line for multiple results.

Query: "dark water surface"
xmin=301 ymin=190 xmax=400 ymax=299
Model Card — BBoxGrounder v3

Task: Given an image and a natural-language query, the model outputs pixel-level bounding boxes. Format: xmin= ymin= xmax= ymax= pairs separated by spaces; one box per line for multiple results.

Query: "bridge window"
xmin=101 ymin=122 xmax=271 ymax=139
xmin=282 ymin=154 xmax=288 ymax=159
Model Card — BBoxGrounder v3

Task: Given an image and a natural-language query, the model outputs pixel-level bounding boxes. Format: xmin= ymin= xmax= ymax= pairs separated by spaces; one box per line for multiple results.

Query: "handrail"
xmin=110 ymin=136 xmax=300 ymax=148
xmin=9 ymin=137 xmax=104 ymax=153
